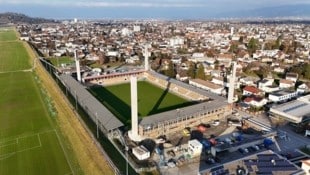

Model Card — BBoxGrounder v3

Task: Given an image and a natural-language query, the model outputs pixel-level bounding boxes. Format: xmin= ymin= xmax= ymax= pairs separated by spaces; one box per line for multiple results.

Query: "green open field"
xmin=0 ymin=42 xmax=32 ymax=72
xmin=0 ymin=29 xmax=17 ymax=41
xmin=48 ymin=56 xmax=74 ymax=67
xmin=0 ymin=29 xmax=74 ymax=175
xmin=89 ymin=81 xmax=194 ymax=124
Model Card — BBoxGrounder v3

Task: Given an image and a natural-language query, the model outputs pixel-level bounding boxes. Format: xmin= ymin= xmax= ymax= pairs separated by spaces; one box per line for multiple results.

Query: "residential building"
xmin=279 ymin=79 xmax=295 ymax=89
xmin=243 ymin=86 xmax=263 ymax=96
xmin=297 ymin=83 xmax=310 ymax=94
xmin=286 ymin=72 xmax=299 ymax=82
xmin=244 ymin=96 xmax=268 ymax=108
xmin=268 ymin=90 xmax=298 ymax=103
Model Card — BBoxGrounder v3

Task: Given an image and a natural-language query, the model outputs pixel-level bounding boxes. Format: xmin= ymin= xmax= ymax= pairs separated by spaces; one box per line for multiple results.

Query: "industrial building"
xmin=269 ymin=94 xmax=310 ymax=124
xmin=200 ymin=150 xmax=305 ymax=175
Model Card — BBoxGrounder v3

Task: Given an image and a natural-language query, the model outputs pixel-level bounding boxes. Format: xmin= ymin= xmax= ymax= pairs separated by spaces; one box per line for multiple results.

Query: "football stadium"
xmin=59 ymin=64 xmax=231 ymax=139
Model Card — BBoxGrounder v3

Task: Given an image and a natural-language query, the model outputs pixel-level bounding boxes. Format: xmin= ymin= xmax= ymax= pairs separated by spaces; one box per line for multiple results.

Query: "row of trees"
xmin=161 ymin=62 xmax=212 ymax=81
xmin=290 ymin=63 xmax=310 ymax=80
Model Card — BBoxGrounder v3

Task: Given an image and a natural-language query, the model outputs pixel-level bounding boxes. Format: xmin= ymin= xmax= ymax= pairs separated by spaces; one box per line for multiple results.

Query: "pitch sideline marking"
xmin=0 ymin=130 xmax=55 ymax=160
xmin=54 ymin=130 xmax=75 ymax=175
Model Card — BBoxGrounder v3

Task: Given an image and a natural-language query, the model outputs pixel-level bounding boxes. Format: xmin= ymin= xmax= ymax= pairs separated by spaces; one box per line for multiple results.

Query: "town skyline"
xmin=0 ymin=0 xmax=310 ymax=19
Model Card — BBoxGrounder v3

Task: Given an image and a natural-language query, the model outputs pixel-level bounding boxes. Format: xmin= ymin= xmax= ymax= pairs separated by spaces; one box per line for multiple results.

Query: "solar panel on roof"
xmin=258 ymin=166 xmax=297 ymax=172
xmin=283 ymin=103 xmax=307 ymax=113
xmin=210 ymin=165 xmax=224 ymax=172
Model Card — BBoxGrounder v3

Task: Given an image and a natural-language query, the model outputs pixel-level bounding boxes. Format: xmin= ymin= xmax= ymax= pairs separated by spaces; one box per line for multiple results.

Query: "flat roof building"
xmin=269 ymin=94 xmax=310 ymax=123
xmin=200 ymin=150 xmax=305 ymax=175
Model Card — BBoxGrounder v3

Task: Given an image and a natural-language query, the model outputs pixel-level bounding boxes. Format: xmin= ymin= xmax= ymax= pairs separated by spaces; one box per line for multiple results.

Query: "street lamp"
xmin=125 ymin=146 xmax=129 ymax=175
xmin=75 ymin=90 xmax=78 ymax=110
xmin=95 ymin=112 xmax=99 ymax=139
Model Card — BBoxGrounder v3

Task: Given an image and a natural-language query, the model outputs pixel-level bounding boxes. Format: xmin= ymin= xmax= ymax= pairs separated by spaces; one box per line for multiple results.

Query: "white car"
xmin=212 ymin=120 xmax=220 ymax=126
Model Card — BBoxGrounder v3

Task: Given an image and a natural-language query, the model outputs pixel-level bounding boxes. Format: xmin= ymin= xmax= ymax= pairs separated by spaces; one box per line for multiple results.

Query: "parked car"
xmin=212 ymin=120 xmax=220 ymax=126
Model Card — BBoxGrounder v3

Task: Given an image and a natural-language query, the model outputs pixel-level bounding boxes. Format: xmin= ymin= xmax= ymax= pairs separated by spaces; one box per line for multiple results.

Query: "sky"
xmin=0 ymin=0 xmax=310 ymax=19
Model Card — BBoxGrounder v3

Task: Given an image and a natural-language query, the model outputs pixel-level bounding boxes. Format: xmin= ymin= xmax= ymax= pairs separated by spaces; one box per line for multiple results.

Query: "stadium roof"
xmin=58 ymin=74 xmax=124 ymax=132
xmin=140 ymin=100 xmax=227 ymax=126
xmin=147 ymin=71 xmax=226 ymax=101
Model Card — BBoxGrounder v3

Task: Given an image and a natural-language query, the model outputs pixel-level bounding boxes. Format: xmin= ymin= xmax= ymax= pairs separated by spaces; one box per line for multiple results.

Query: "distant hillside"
xmin=0 ymin=12 xmax=57 ymax=24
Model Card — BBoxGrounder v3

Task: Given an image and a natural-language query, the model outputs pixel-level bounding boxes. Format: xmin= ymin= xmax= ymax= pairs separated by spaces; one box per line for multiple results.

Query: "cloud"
xmin=0 ymin=0 xmax=207 ymax=7
xmin=0 ymin=0 xmax=309 ymax=10
xmin=76 ymin=2 xmax=205 ymax=8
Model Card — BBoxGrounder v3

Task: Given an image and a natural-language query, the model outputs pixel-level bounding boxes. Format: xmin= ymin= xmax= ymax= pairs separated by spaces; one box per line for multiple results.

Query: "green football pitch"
xmin=0 ymin=29 xmax=75 ymax=175
xmin=0 ymin=42 xmax=32 ymax=72
xmin=89 ymin=81 xmax=194 ymax=124
xmin=0 ymin=29 xmax=17 ymax=42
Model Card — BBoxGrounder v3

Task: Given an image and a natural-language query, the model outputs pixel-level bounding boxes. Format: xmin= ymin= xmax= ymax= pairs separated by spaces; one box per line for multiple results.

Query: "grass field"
xmin=0 ymin=42 xmax=32 ymax=72
xmin=48 ymin=56 xmax=74 ymax=67
xmin=0 ymin=29 xmax=17 ymax=41
xmin=89 ymin=81 xmax=194 ymax=124
xmin=0 ymin=29 xmax=75 ymax=175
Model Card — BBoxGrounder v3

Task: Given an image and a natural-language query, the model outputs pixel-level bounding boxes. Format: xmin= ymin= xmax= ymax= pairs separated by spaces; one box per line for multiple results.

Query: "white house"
xmin=239 ymin=76 xmax=260 ymax=87
xmin=132 ymin=145 xmax=150 ymax=160
xmin=285 ymin=72 xmax=298 ymax=82
xmin=20 ymin=36 xmax=30 ymax=41
xmin=297 ymin=83 xmax=310 ymax=94
xmin=258 ymin=78 xmax=274 ymax=89
xmin=106 ymin=51 xmax=119 ymax=57
xmin=261 ymin=85 xmax=280 ymax=93
xmin=279 ymin=79 xmax=295 ymax=89
xmin=125 ymin=55 xmax=140 ymax=64
xmin=188 ymin=139 xmax=203 ymax=158
xmin=171 ymin=57 xmax=182 ymax=64
xmin=244 ymin=96 xmax=268 ymax=108
xmin=243 ymin=86 xmax=263 ymax=96
xmin=273 ymin=66 xmax=285 ymax=73
xmin=189 ymin=79 xmax=224 ymax=95
xmin=268 ymin=90 xmax=299 ymax=103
